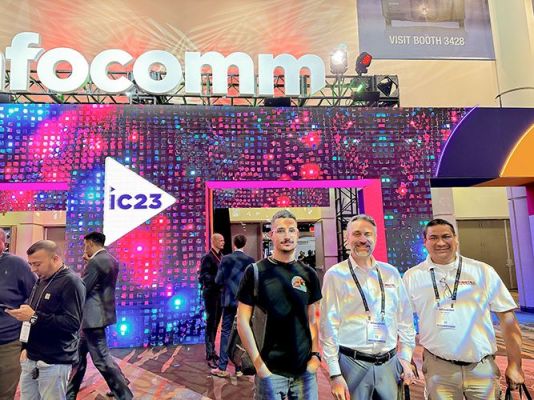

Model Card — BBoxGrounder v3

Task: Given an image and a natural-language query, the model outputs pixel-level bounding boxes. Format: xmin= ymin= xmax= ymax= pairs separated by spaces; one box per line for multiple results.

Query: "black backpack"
xmin=227 ymin=263 xmax=267 ymax=375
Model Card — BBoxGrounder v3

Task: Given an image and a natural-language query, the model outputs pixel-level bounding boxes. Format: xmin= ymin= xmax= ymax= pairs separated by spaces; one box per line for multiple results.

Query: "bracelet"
xmin=330 ymin=374 xmax=342 ymax=380
xmin=311 ymin=351 xmax=321 ymax=362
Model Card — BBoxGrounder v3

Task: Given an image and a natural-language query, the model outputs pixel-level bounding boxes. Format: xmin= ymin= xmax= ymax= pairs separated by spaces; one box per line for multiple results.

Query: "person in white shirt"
xmin=320 ymin=214 xmax=416 ymax=400
xmin=403 ymin=218 xmax=525 ymax=400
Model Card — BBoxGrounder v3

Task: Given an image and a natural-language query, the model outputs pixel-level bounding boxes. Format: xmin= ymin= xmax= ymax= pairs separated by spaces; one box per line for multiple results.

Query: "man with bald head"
xmin=7 ymin=240 xmax=85 ymax=400
xmin=199 ymin=233 xmax=225 ymax=368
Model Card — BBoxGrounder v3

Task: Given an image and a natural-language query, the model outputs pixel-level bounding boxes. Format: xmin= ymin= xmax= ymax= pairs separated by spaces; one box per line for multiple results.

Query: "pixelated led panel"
xmin=0 ymin=190 xmax=67 ymax=212
xmin=0 ymin=104 xmax=467 ymax=347
xmin=213 ymin=187 xmax=331 ymax=208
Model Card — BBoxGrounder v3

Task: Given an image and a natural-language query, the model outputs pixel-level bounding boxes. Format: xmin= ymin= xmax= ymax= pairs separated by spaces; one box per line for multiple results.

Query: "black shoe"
xmin=207 ymin=358 xmax=218 ymax=369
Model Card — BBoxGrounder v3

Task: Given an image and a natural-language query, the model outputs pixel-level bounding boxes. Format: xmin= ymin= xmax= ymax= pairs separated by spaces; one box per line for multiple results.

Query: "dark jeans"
xmin=67 ymin=327 xmax=133 ymax=400
xmin=203 ymin=288 xmax=222 ymax=358
xmin=218 ymin=305 xmax=237 ymax=370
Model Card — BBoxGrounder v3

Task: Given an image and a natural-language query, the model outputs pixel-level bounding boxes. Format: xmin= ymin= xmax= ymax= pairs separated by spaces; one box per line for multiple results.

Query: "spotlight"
xmin=356 ymin=52 xmax=373 ymax=75
xmin=330 ymin=46 xmax=348 ymax=75
xmin=351 ymin=76 xmax=371 ymax=93
xmin=376 ymin=76 xmax=398 ymax=97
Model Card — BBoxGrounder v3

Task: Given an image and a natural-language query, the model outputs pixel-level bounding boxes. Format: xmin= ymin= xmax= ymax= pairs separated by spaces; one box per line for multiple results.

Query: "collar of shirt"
xmin=90 ymin=248 xmax=106 ymax=259
xmin=425 ymin=254 xmax=459 ymax=272
xmin=348 ymin=254 xmax=377 ymax=272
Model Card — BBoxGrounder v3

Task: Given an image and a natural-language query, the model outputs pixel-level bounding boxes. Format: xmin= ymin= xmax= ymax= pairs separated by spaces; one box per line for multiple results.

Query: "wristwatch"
xmin=29 ymin=313 xmax=38 ymax=325
xmin=311 ymin=351 xmax=321 ymax=362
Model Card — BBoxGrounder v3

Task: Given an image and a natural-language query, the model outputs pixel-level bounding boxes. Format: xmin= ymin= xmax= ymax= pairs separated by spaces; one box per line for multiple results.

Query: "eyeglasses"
xmin=439 ymin=277 xmax=453 ymax=299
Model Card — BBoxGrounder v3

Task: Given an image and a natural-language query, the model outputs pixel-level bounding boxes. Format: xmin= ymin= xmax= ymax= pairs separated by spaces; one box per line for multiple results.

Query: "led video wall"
xmin=0 ymin=104 xmax=466 ymax=347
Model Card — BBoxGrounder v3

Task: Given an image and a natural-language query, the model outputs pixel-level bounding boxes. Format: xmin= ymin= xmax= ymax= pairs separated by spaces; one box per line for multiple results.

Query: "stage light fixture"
xmin=356 ymin=52 xmax=373 ymax=76
xmin=264 ymin=97 xmax=292 ymax=107
xmin=330 ymin=46 xmax=348 ymax=75
xmin=377 ymin=76 xmax=397 ymax=97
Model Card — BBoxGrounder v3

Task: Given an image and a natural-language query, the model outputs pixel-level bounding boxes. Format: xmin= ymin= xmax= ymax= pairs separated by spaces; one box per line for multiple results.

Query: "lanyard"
xmin=347 ymin=258 xmax=385 ymax=320
xmin=211 ymin=249 xmax=222 ymax=264
xmin=430 ymin=256 xmax=462 ymax=307
xmin=28 ymin=265 xmax=65 ymax=312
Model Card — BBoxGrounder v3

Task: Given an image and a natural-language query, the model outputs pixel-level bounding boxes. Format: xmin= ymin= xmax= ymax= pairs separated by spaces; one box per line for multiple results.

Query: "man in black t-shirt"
xmin=236 ymin=210 xmax=322 ymax=400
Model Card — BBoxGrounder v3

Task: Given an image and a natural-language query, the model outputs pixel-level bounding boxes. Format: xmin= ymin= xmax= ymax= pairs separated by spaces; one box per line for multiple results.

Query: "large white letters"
xmin=2 ymin=32 xmax=326 ymax=96
xmin=5 ymin=32 xmax=44 ymax=91
xmin=90 ymin=49 xmax=134 ymax=94
xmin=37 ymin=48 xmax=89 ymax=93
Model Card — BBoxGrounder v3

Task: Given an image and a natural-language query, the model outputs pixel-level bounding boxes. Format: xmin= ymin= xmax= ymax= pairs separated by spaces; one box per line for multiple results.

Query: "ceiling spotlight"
xmin=330 ymin=46 xmax=348 ymax=75
xmin=356 ymin=52 xmax=373 ymax=75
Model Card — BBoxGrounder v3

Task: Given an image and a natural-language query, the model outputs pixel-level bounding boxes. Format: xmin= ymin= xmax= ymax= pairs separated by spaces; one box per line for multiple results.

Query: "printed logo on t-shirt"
xmin=44 ymin=293 xmax=51 ymax=300
xmin=291 ymin=276 xmax=307 ymax=292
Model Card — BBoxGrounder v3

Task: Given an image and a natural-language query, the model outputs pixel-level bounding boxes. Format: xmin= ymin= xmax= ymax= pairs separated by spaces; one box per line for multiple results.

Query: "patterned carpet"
xmin=66 ymin=325 xmax=534 ymax=400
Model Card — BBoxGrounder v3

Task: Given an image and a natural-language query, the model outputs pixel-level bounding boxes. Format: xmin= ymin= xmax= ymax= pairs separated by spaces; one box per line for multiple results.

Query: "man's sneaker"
xmin=235 ymin=370 xmax=243 ymax=377
xmin=210 ymin=368 xmax=230 ymax=378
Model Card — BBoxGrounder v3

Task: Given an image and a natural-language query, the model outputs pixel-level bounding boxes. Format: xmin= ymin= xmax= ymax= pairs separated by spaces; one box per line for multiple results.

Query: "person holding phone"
xmin=0 ymin=228 xmax=36 ymax=400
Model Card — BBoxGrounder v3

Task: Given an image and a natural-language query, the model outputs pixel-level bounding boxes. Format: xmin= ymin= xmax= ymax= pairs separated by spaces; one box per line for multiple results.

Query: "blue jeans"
xmin=254 ymin=370 xmax=318 ymax=400
xmin=20 ymin=358 xmax=72 ymax=400
xmin=218 ymin=306 xmax=237 ymax=371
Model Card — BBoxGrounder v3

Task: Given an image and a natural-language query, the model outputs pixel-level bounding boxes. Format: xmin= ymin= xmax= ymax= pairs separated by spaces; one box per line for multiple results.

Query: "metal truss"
xmin=3 ymin=70 xmax=399 ymax=107
xmin=334 ymin=188 xmax=361 ymax=262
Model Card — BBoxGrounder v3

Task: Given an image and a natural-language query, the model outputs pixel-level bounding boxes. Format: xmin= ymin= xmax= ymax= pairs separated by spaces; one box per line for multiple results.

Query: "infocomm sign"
xmin=0 ymin=32 xmax=326 ymax=96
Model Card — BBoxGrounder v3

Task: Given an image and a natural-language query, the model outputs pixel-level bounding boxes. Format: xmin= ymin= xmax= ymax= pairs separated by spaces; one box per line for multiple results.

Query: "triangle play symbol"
xmin=103 ymin=157 xmax=176 ymax=245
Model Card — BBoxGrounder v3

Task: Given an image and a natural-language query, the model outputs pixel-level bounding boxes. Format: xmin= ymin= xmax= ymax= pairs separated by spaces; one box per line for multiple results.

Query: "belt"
xmin=339 ymin=346 xmax=396 ymax=365
xmin=425 ymin=349 xmax=488 ymax=366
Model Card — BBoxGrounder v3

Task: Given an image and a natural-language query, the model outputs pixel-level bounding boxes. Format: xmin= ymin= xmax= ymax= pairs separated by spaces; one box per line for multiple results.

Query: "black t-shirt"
xmin=237 ymin=258 xmax=322 ymax=377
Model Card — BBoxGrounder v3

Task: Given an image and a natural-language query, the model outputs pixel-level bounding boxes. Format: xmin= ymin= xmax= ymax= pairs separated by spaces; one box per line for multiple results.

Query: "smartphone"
xmin=0 ymin=303 xmax=14 ymax=310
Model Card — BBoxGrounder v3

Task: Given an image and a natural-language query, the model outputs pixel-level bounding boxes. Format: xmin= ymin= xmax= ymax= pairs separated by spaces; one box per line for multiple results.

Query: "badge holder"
xmin=435 ymin=304 xmax=456 ymax=329
xmin=367 ymin=312 xmax=388 ymax=343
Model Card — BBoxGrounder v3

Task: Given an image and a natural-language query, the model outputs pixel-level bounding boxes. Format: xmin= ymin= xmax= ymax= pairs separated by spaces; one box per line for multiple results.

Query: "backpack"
xmin=227 ymin=263 xmax=267 ymax=375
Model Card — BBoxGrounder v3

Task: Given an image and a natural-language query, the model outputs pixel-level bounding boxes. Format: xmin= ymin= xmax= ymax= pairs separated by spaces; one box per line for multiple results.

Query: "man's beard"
xmin=354 ymin=249 xmax=371 ymax=257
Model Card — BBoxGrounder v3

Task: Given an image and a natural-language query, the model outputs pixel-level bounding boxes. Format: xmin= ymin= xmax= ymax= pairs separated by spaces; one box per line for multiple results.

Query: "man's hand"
xmin=5 ymin=305 xmax=35 ymax=322
xmin=20 ymin=349 xmax=27 ymax=362
xmin=306 ymin=355 xmax=321 ymax=374
xmin=399 ymin=358 xmax=417 ymax=385
xmin=255 ymin=362 xmax=272 ymax=379
xmin=505 ymin=363 xmax=525 ymax=390
xmin=330 ymin=375 xmax=350 ymax=400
